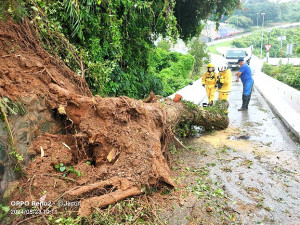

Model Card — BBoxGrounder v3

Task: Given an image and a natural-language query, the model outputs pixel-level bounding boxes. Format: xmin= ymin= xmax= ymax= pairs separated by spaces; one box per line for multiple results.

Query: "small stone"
xmin=179 ymin=198 xmax=185 ymax=206
xmin=239 ymin=173 xmax=244 ymax=180
xmin=35 ymin=61 xmax=44 ymax=68
xmin=19 ymin=56 xmax=27 ymax=68
xmin=206 ymin=206 xmax=213 ymax=212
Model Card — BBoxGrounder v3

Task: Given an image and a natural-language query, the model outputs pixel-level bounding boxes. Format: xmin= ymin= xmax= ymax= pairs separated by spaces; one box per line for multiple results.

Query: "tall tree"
xmin=174 ymin=0 xmax=240 ymax=40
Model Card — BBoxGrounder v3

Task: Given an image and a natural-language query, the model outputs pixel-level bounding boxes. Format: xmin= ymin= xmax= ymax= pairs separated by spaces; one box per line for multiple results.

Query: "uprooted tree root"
xmin=0 ymin=19 xmax=229 ymax=218
xmin=16 ymin=84 xmax=228 ymax=217
xmin=8 ymin=86 xmax=229 ymax=217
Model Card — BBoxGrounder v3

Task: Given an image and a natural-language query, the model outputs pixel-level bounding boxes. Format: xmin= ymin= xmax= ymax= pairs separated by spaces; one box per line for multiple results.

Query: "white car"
xmin=223 ymin=46 xmax=253 ymax=70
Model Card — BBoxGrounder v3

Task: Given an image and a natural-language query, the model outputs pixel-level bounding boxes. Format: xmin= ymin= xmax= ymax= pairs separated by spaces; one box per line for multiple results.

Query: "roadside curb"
xmin=254 ymin=72 xmax=300 ymax=141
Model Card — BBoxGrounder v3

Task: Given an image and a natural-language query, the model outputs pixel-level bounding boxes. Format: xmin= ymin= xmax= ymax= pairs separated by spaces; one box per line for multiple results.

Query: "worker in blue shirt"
xmin=235 ymin=58 xmax=254 ymax=111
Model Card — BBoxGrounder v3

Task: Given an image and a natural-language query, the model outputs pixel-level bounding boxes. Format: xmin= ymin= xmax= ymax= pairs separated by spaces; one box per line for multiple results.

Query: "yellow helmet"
xmin=207 ymin=63 xmax=214 ymax=68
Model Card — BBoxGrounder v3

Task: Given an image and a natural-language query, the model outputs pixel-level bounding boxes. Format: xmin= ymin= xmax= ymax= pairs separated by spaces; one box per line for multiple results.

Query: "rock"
xmin=18 ymin=56 xmax=27 ymax=68
xmin=35 ymin=61 xmax=44 ymax=68
xmin=3 ymin=181 xmax=19 ymax=200
xmin=239 ymin=173 xmax=244 ymax=180
xmin=179 ymin=198 xmax=185 ymax=206
xmin=206 ymin=206 xmax=213 ymax=212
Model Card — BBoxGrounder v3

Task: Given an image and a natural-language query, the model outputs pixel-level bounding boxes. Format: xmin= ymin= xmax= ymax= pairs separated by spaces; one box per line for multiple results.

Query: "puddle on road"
xmin=161 ymin=126 xmax=300 ymax=225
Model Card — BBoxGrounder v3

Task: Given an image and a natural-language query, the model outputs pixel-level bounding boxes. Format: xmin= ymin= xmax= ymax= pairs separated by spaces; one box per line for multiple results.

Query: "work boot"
xmin=209 ymin=100 xmax=214 ymax=106
xmin=238 ymin=95 xmax=247 ymax=111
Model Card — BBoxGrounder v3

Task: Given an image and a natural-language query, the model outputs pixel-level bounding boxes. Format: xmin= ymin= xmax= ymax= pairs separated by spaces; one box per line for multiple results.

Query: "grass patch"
xmin=207 ymin=40 xmax=234 ymax=55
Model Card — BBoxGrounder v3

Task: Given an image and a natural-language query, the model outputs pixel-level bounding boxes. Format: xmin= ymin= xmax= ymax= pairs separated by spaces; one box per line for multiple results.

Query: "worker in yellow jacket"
xmin=202 ymin=63 xmax=218 ymax=106
xmin=217 ymin=64 xmax=232 ymax=101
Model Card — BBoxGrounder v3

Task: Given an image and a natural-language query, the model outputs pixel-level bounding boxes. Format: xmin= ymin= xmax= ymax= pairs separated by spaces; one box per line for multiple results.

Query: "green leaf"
xmin=1 ymin=206 xmax=10 ymax=213
xmin=60 ymin=166 xmax=66 ymax=172
xmin=31 ymin=6 xmax=38 ymax=12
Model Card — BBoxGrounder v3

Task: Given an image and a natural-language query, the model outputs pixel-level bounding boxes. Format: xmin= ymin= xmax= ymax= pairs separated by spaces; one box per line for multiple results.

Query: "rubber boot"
xmin=245 ymin=83 xmax=253 ymax=109
xmin=245 ymin=95 xmax=251 ymax=109
xmin=238 ymin=95 xmax=247 ymax=111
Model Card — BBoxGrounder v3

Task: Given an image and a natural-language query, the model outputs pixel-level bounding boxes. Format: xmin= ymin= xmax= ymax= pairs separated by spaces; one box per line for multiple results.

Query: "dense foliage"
xmin=227 ymin=15 xmax=253 ymax=29
xmin=174 ymin=0 xmax=240 ymax=40
xmin=1 ymin=0 xmax=239 ymax=99
xmin=0 ymin=0 xmax=27 ymax=21
xmin=37 ymin=0 xmax=179 ymax=99
xmin=224 ymin=0 xmax=300 ymax=26
xmin=156 ymin=39 xmax=172 ymax=52
xmin=262 ymin=63 xmax=300 ymax=90
xmin=232 ymin=27 xmax=300 ymax=58
xmin=148 ymin=48 xmax=195 ymax=96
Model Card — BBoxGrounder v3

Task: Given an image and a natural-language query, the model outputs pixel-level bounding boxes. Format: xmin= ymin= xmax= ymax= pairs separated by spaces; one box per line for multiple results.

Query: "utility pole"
xmin=260 ymin=13 xmax=265 ymax=59
xmin=277 ymin=36 xmax=286 ymax=58
xmin=266 ymin=30 xmax=272 ymax=62
xmin=268 ymin=30 xmax=271 ymax=44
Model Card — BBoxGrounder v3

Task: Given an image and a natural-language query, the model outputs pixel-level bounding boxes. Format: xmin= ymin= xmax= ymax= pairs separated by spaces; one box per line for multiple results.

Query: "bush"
xmin=227 ymin=16 xmax=253 ymax=29
xmin=262 ymin=62 xmax=300 ymax=90
xmin=157 ymin=39 xmax=172 ymax=52
xmin=188 ymin=38 xmax=210 ymax=76
xmin=232 ymin=27 xmax=300 ymax=58
xmin=148 ymin=48 xmax=195 ymax=96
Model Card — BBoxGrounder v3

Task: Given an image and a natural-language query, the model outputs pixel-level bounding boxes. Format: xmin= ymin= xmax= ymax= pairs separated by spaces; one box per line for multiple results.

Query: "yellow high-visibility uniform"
xmin=202 ymin=71 xmax=218 ymax=105
xmin=217 ymin=69 xmax=232 ymax=101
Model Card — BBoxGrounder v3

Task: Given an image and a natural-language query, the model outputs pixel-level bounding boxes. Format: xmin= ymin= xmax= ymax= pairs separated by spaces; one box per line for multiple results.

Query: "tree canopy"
xmin=174 ymin=0 xmax=240 ymax=40
xmin=224 ymin=0 xmax=300 ymax=26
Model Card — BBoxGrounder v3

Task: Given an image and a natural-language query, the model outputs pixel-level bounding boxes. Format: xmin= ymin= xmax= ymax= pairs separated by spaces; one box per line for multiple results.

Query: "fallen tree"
xmin=47 ymin=84 xmax=228 ymax=216
xmin=0 ymin=19 xmax=228 ymax=218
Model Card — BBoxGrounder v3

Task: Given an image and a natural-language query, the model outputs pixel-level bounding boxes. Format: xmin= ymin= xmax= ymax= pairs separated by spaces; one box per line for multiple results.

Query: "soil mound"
xmin=0 ymin=19 xmax=174 ymax=217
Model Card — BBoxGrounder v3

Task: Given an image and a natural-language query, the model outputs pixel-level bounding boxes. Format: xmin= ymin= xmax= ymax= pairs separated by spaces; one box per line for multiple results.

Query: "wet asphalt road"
xmin=208 ymin=53 xmax=299 ymax=152
xmin=161 ymin=53 xmax=300 ymax=224
xmin=199 ymin=54 xmax=300 ymax=224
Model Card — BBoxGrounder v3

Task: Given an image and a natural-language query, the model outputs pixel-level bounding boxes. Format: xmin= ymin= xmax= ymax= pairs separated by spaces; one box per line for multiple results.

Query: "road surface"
xmin=161 ymin=53 xmax=300 ymax=224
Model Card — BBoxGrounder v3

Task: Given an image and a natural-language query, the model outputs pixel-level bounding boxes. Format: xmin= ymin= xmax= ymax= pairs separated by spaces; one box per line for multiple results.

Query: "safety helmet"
xmin=207 ymin=63 xmax=215 ymax=68
xmin=218 ymin=65 xmax=227 ymax=72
